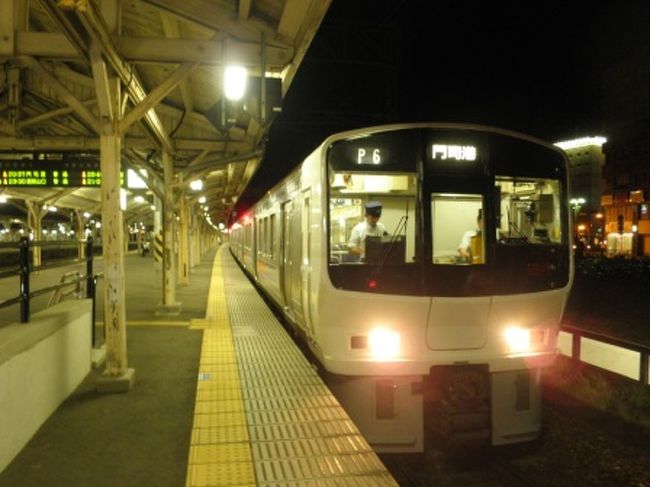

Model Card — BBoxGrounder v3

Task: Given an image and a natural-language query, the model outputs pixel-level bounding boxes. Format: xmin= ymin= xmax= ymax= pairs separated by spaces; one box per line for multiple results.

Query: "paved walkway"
xmin=0 ymin=247 xmax=218 ymax=487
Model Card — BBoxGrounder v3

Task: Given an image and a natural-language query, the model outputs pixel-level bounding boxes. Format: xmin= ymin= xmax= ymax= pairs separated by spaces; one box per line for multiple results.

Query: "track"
xmin=380 ymin=379 xmax=650 ymax=486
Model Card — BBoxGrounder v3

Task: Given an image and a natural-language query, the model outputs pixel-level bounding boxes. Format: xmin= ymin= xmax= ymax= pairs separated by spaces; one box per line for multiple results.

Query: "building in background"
xmin=600 ymin=43 xmax=650 ymax=257
xmin=555 ymin=137 xmax=607 ymax=256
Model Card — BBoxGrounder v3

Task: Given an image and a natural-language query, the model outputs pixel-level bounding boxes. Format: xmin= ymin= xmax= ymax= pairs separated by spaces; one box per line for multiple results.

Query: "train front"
xmin=320 ymin=124 xmax=572 ymax=452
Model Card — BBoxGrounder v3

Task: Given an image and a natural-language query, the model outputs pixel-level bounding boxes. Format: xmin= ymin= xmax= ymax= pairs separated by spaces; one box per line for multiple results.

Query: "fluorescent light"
xmin=224 ymin=66 xmax=247 ymax=101
xmin=127 ymin=168 xmax=147 ymax=189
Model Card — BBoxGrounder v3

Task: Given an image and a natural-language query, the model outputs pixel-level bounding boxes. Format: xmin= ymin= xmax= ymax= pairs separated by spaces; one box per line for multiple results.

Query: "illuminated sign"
xmin=0 ymin=154 xmax=126 ymax=187
xmin=432 ymin=144 xmax=477 ymax=161
xmin=356 ymin=148 xmax=382 ymax=165
xmin=1 ymin=170 xmax=48 ymax=186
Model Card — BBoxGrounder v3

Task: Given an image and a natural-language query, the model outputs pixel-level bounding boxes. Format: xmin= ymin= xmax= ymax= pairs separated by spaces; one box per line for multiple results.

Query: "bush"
xmin=575 ymin=256 xmax=650 ymax=283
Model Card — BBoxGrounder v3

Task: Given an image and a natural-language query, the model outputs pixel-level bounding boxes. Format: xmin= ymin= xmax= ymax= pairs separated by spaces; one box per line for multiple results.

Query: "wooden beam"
xmin=0 ymin=135 xmax=252 ymax=152
xmin=18 ymin=56 xmax=101 ymax=134
xmin=119 ymin=62 xmax=197 ymax=134
xmin=17 ymin=99 xmax=97 ymax=129
xmin=0 ymin=0 xmax=16 ymax=57
xmin=141 ymin=0 xmax=284 ymax=46
xmin=117 ymin=36 xmax=291 ymax=67
xmin=76 ymin=2 xmax=173 ymax=153
xmin=89 ymin=44 xmax=114 ymax=121
xmin=278 ymin=0 xmax=311 ymax=41
xmin=279 ymin=0 xmax=332 ymax=96
xmin=238 ymin=0 xmax=251 ymax=21
xmin=16 ymin=32 xmax=292 ymax=66
xmin=160 ymin=13 xmax=194 ymax=113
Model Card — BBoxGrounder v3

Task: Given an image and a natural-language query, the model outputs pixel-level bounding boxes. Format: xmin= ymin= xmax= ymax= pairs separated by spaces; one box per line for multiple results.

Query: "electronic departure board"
xmin=0 ymin=153 xmax=125 ymax=187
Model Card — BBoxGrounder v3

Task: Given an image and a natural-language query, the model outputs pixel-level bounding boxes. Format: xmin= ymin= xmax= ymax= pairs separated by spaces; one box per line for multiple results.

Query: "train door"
xmin=282 ymin=197 xmax=307 ymax=328
xmin=301 ymin=192 xmax=313 ymax=336
xmin=282 ymin=201 xmax=293 ymax=309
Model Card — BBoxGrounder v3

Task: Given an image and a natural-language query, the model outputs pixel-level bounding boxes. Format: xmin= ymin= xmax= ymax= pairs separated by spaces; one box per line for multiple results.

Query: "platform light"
xmin=198 ymin=196 xmax=207 ymax=204
xmin=224 ymin=66 xmax=247 ymax=101
xmin=83 ymin=212 xmax=91 ymax=218
xmin=189 ymin=179 xmax=203 ymax=191
xmin=368 ymin=328 xmax=400 ymax=359
xmin=127 ymin=168 xmax=147 ymax=189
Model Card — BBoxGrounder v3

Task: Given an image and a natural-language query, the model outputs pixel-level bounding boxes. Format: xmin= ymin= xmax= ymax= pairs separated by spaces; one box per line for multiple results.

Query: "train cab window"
xmin=328 ymin=173 xmax=417 ymax=265
xmin=431 ymin=193 xmax=485 ymax=265
xmin=495 ymin=177 xmax=563 ymax=245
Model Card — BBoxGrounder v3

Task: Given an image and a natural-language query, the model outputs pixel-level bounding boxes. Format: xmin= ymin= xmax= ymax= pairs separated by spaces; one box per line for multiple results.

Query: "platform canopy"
xmin=0 ymin=0 xmax=331 ymax=227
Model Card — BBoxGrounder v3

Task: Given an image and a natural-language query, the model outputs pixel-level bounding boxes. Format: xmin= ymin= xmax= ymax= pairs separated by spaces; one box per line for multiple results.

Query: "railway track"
xmin=380 ymin=379 xmax=650 ymax=486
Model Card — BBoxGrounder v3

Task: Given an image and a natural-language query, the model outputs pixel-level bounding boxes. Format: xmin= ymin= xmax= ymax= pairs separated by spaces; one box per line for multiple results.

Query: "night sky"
xmin=238 ymin=0 xmax=649 ymax=208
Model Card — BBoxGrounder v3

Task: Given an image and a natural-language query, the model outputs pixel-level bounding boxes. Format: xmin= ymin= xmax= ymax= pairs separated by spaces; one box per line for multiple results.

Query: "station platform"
xmin=0 ymin=246 xmax=396 ymax=486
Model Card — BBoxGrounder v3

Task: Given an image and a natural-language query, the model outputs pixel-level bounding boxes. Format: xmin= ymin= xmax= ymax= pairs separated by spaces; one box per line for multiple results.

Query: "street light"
xmin=569 ymin=197 xmax=586 ymax=221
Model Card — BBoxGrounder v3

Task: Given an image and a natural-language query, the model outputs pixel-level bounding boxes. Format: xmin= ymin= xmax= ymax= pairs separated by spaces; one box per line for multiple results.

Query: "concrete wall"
xmin=0 ymin=300 xmax=92 ymax=473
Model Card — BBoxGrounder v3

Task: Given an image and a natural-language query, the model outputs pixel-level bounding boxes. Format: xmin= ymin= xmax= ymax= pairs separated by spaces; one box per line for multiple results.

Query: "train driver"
xmin=458 ymin=209 xmax=483 ymax=263
xmin=348 ymin=201 xmax=388 ymax=260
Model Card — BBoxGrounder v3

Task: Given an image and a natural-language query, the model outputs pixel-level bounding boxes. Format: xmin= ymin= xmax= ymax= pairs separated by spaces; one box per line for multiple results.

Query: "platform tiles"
xmin=186 ymin=248 xmax=397 ymax=486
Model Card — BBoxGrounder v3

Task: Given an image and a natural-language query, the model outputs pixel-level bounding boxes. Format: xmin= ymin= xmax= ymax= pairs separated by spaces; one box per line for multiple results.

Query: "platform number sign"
xmin=357 ymin=148 xmax=382 ymax=165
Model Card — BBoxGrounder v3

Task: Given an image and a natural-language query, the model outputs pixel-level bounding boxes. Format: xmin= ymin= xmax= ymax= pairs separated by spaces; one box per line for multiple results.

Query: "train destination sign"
xmin=431 ymin=144 xmax=477 ymax=161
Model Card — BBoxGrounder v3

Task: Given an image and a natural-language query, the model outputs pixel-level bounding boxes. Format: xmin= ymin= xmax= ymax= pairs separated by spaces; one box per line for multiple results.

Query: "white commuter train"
xmin=229 ymin=123 xmax=573 ymax=453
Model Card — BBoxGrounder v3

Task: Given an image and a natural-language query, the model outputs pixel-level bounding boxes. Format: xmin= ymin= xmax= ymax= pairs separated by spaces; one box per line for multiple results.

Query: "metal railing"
xmin=0 ymin=236 xmax=99 ymax=327
xmin=559 ymin=324 xmax=650 ymax=386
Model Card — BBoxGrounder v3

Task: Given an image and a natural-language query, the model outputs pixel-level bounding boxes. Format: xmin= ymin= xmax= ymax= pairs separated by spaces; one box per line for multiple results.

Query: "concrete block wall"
xmin=0 ymin=300 xmax=93 ymax=472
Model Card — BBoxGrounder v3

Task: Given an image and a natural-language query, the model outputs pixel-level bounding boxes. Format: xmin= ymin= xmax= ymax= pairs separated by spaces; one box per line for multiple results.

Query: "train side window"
xmin=269 ymin=213 xmax=275 ymax=259
xmin=431 ymin=193 xmax=484 ymax=265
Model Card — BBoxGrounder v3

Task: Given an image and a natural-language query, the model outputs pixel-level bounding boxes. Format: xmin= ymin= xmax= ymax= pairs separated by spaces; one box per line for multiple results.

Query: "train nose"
xmin=426 ymin=297 xmax=491 ymax=350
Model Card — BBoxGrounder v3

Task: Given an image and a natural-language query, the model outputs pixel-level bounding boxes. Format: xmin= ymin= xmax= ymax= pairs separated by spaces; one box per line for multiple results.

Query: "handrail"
xmin=0 ymin=236 xmax=97 ymax=324
xmin=560 ymin=324 xmax=650 ymax=385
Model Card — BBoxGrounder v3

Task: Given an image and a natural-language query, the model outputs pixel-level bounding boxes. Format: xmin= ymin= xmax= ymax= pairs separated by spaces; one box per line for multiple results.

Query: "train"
xmin=229 ymin=123 xmax=573 ymax=453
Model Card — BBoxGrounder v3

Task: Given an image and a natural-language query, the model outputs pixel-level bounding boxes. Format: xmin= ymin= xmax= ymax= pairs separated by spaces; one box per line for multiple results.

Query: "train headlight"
xmin=368 ymin=329 xmax=400 ymax=359
xmin=504 ymin=326 xmax=531 ymax=353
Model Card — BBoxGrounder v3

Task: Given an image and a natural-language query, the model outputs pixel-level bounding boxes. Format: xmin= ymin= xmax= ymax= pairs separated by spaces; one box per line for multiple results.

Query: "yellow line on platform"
xmin=186 ymin=247 xmax=256 ymax=487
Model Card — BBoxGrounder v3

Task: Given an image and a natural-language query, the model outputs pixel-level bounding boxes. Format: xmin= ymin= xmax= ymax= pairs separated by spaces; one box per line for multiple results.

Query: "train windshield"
xmin=326 ymin=127 xmax=570 ymax=296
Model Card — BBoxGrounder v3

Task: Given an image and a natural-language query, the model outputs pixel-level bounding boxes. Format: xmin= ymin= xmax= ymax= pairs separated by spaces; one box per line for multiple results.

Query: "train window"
xmin=431 ymin=193 xmax=484 ymax=265
xmin=495 ymin=177 xmax=563 ymax=245
xmin=328 ymin=173 xmax=417 ymax=265
xmin=269 ymin=213 xmax=275 ymax=258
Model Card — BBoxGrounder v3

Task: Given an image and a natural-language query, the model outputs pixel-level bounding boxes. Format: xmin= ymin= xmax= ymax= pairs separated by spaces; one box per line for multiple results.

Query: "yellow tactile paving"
xmin=189 ymin=444 xmax=253 ymax=464
xmin=186 ymin=247 xmax=256 ymax=487
xmin=187 ymin=463 xmax=255 ymax=487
